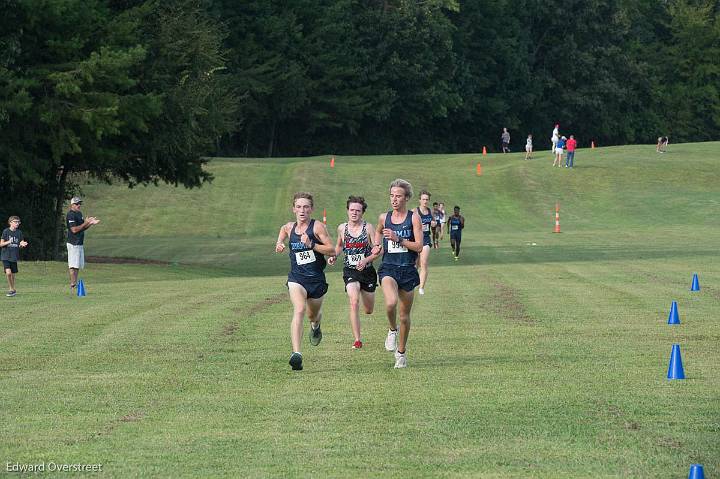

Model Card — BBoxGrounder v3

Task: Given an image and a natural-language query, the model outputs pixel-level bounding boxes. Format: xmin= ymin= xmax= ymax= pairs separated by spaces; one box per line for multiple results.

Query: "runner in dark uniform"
xmin=431 ymin=202 xmax=441 ymax=249
xmin=373 ymin=179 xmax=423 ymax=369
xmin=447 ymin=206 xmax=465 ymax=261
xmin=330 ymin=196 xmax=380 ymax=349
xmin=275 ymin=192 xmax=336 ymax=371
xmin=415 ymin=190 xmax=434 ymax=295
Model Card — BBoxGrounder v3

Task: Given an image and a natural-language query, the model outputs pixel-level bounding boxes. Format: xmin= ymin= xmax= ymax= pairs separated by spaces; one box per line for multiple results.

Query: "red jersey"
xmin=566 ymin=138 xmax=577 ymax=152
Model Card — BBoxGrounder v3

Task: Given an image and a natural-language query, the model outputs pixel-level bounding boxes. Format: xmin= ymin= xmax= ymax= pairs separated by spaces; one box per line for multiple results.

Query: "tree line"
xmin=1 ymin=0 xmax=719 ymax=258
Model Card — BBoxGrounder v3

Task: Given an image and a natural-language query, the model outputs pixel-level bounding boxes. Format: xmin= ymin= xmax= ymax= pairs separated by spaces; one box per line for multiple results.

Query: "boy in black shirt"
xmin=0 ymin=216 xmax=28 ymax=297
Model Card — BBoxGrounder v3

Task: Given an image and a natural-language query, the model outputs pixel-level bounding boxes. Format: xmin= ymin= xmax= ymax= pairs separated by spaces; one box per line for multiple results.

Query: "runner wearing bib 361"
xmin=374 ymin=179 xmax=424 ymax=369
xmin=447 ymin=205 xmax=465 ymax=261
xmin=329 ymin=196 xmax=380 ymax=350
xmin=415 ymin=190 xmax=434 ymax=295
xmin=275 ymin=192 xmax=336 ymax=371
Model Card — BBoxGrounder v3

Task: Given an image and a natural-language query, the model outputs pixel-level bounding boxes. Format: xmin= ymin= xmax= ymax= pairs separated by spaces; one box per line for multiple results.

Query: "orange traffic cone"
xmin=476 ymin=163 xmax=482 ymax=176
xmin=553 ymin=203 xmax=561 ymax=233
xmin=482 ymin=146 xmax=487 ymax=156
xmin=591 ymin=141 xmax=595 ymax=149
xmin=330 ymin=156 xmax=335 ymax=168
xmin=323 ymin=208 xmax=327 ymax=224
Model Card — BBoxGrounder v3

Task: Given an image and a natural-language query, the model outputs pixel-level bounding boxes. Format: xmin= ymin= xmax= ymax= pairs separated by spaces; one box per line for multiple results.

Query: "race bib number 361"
xmin=387 ymin=241 xmax=408 ymax=253
xmin=295 ymin=250 xmax=316 ymax=265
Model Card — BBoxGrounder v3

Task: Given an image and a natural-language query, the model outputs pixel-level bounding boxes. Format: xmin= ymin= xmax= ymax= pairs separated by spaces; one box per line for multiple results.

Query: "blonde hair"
xmin=292 ymin=192 xmax=314 ymax=207
xmin=389 ymin=179 xmax=413 ymax=199
xmin=8 ymin=216 xmax=20 ymax=224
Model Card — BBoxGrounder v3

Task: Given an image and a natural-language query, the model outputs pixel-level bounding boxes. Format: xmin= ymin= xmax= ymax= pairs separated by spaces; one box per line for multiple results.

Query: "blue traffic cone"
xmin=667 ymin=301 xmax=680 ymax=325
xmin=667 ymin=344 xmax=685 ymax=380
xmin=690 ymin=274 xmax=700 ymax=292
xmin=688 ymin=464 xmax=705 ymax=479
xmin=77 ymin=279 xmax=86 ymax=297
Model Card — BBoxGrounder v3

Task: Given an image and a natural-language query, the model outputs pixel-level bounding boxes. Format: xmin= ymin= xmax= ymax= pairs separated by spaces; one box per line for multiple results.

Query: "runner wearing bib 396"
xmin=447 ymin=205 xmax=465 ymax=261
xmin=275 ymin=192 xmax=336 ymax=371
xmin=374 ymin=179 xmax=424 ymax=369
xmin=415 ymin=190 xmax=434 ymax=295
xmin=329 ymin=196 xmax=380 ymax=350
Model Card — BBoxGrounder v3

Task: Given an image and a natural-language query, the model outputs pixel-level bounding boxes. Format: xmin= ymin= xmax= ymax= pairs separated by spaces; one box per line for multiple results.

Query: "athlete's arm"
xmin=334 ymin=224 xmax=344 ymax=257
xmin=404 ymin=212 xmax=424 ymax=253
xmin=275 ymin=223 xmax=290 ymax=253
xmin=312 ymin=221 xmax=337 ymax=256
xmin=461 ymin=215 xmax=465 ymax=229
xmin=372 ymin=213 xmax=385 ymax=256
xmin=364 ymin=223 xmax=381 ymax=263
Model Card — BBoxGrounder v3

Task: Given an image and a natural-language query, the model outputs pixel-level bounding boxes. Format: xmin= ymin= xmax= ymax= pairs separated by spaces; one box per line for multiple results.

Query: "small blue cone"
xmin=667 ymin=344 xmax=685 ymax=380
xmin=690 ymin=273 xmax=700 ymax=292
xmin=667 ymin=301 xmax=680 ymax=325
xmin=688 ymin=464 xmax=705 ymax=479
xmin=77 ymin=279 xmax=86 ymax=297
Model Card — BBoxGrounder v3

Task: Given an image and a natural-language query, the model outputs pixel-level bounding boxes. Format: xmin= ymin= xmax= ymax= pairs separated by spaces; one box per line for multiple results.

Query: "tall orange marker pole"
xmin=553 ymin=203 xmax=561 ymax=233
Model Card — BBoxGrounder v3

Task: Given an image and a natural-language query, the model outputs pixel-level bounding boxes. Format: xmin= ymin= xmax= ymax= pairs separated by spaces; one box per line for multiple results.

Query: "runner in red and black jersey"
xmin=330 ymin=196 xmax=380 ymax=349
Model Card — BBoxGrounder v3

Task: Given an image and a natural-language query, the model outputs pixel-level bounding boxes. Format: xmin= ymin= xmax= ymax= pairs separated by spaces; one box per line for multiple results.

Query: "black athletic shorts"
xmin=378 ymin=264 xmax=420 ymax=292
xmin=343 ymin=265 xmax=378 ymax=293
xmin=2 ymin=260 xmax=18 ymax=274
xmin=287 ymin=274 xmax=328 ymax=299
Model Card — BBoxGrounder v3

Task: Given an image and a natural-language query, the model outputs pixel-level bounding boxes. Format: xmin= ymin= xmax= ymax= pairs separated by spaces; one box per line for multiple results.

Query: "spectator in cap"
xmin=66 ymin=197 xmax=100 ymax=291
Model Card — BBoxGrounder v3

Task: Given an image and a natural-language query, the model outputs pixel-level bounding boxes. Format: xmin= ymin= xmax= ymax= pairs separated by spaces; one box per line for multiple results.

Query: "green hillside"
xmin=2 ymin=144 xmax=719 ymax=477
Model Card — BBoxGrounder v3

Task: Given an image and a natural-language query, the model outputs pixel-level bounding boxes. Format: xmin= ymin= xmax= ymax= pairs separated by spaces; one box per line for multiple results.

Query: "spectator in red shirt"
xmin=565 ymin=135 xmax=577 ymax=168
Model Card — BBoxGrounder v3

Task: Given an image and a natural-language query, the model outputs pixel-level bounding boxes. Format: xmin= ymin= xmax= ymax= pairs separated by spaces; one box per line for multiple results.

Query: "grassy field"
xmin=2 ymin=143 xmax=719 ymax=477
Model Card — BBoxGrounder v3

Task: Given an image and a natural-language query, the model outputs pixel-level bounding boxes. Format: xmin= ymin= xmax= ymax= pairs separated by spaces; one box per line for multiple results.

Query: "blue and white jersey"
xmin=382 ymin=210 xmax=417 ymax=266
xmin=288 ymin=219 xmax=326 ymax=280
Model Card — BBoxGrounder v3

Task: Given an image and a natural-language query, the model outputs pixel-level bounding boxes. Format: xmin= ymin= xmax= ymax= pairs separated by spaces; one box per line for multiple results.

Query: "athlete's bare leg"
xmin=397 ymin=288 xmax=414 ymax=353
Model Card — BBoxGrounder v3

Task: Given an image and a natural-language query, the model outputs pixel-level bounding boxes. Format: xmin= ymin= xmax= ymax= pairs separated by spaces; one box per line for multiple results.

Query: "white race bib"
xmin=295 ymin=250 xmax=316 ymax=265
xmin=387 ymin=241 xmax=408 ymax=253
xmin=451 ymin=225 xmax=459 ymax=231
xmin=422 ymin=223 xmax=430 ymax=232
xmin=347 ymin=253 xmax=364 ymax=266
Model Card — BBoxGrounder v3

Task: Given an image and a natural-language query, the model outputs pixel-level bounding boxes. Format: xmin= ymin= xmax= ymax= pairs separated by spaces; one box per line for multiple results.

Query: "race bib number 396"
xmin=295 ymin=250 xmax=316 ymax=265
xmin=387 ymin=241 xmax=408 ymax=253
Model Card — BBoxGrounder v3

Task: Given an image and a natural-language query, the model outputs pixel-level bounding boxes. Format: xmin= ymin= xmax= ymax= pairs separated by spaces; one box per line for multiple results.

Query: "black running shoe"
xmin=289 ymin=352 xmax=303 ymax=371
xmin=309 ymin=324 xmax=322 ymax=346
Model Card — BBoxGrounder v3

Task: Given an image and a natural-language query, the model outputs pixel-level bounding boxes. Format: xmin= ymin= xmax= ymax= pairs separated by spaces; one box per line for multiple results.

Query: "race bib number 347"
xmin=295 ymin=250 xmax=316 ymax=265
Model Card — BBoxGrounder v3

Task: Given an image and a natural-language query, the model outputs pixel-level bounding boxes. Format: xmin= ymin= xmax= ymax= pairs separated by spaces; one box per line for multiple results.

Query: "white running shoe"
xmin=418 ymin=288 xmax=425 ymax=295
xmin=394 ymin=351 xmax=407 ymax=369
xmin=384 ymin=329 xmax=398 ymax=351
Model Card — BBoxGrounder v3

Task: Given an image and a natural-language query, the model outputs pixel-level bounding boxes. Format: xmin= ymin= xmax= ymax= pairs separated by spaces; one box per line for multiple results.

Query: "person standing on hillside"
xmin=565 ymin=135 xmax=577 ymax=167
xmin=501 ymin=128 xmax=511 ymax=153
xmin=1 ymin=216 xmax=28 ymax=297
xmin=330 ymin=196 xmax=380 ymax=350
xmin=374 ymin=179 xmax=424 ymax=369
xmin=553 ymin=136 xmax=566 ymax=167
xmin=525 ymin=134 xmax=533 ymax=160
xmin=551 ymin=124 xmax=560 ymax=155
xmin=415 ymin=190 xmax=434 ymax=295
xmin=447 ymin=206 xmax=465 ymax=260
xmin=275 ymin=192 xmax=336 ymax=371
xmin=66 ymin=197 xmax=100 ymax=292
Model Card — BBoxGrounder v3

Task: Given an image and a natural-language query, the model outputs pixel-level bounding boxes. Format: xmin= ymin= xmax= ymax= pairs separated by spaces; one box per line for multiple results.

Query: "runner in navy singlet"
xmin=447 ymin=205 xmax=465 ymax=261
xmin=330 ymin=196 xmax=380 ymax=350
xmin=431 ymin=202 xmax=441 ymax=249
xmin=275 ymin=192 xmax=336 ymax=371
xmin=415 ymin=190 xmax=434 ymax=295
xmin=373 ymin=179 xmax=423 ymax=369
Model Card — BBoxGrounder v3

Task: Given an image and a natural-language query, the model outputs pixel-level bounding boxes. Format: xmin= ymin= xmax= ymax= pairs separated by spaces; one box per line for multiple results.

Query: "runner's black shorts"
xmin=287 ymin=274 xmax=328 ymax=299
xmin=343 ymin=265 xmax=378 ymax=293
xmin=378 ymin=263 xmax=420 ymax=292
